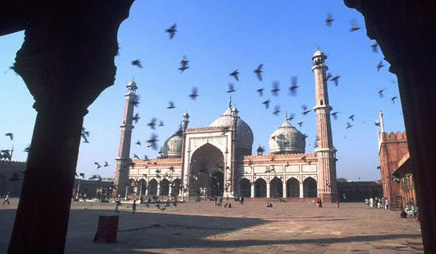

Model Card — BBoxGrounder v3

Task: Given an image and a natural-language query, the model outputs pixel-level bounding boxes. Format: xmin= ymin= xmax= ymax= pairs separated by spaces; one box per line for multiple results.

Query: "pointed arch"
xmin=239 ymin=178 xmax=251 ymax=197
xmin=270 ymin=177 xmax=283 ymax=198
xmin=254 ymin=178 xmax=267 ymax=197
xmin=303 ymin=177 xmax=317 ymax=198
xmin=286 ymin=177 xmax=300 ymax=198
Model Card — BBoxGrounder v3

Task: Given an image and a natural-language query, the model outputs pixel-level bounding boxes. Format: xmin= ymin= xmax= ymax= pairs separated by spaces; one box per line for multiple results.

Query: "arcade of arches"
xmin=240 ymin=177 xmax=317 ymax=199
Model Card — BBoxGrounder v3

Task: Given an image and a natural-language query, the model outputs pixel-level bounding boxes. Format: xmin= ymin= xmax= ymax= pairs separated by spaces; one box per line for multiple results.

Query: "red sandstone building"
xmin=377 ymin=112 xmax=416 ymax=209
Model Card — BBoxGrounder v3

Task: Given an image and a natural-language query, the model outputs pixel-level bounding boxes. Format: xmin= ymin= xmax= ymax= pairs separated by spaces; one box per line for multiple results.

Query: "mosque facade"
xmin=114 ymin=50 xmax=338 ymax=202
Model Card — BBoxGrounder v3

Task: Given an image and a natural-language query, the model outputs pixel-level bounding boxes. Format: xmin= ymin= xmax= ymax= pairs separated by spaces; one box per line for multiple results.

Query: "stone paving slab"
xmin=0 ymin=199 xmax=423 ymax=253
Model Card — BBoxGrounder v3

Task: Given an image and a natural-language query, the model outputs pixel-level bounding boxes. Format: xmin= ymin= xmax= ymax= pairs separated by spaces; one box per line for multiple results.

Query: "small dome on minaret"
xmin=127 ymin=80 xmax=138 ymax=92
xmin=312 ymin=49 xmax=327 ymax=65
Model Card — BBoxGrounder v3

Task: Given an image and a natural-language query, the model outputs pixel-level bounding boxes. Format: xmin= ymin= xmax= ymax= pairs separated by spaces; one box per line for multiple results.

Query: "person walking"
xmin=132 ymin=199 xmax=137 ymax=214
xmin=2 ymin=192 xmax=10 ymax=205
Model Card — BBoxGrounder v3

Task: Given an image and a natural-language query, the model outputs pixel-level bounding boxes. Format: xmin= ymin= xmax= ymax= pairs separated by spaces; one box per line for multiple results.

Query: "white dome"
xmin=162 ymin=133 xmax=183 ymax=158
xmin=313 ymin=49 xmax=324 ymax=57
xmin=210 ymin=107 xmax=253 ymax=153
xmin=269 ymin=118 xmax=305 ymax=154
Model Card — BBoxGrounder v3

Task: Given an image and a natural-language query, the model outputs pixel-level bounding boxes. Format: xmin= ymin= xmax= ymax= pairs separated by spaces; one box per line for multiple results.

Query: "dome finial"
xmin=285 ymin=111 xmax=289 ymax=121
xmin=228 ymin=96 xmax=232 ymax=108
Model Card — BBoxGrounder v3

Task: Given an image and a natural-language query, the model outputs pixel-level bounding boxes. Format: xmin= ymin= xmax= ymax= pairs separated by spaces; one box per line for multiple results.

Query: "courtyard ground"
xmin=0 ymin=198 xmax=423 ymax=253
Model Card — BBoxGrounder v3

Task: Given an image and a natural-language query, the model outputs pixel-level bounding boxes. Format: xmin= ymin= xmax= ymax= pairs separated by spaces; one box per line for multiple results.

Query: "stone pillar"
xmin=7 ymin=2 xmax=134 ymax=253
xmin=282 ymin=182 xmax=287 ymax=198
xmin=169 ymin=182 xmax=173 ymax=197
xmin=299 ymin=183 xmax=304 ymax=198
xmin=343 ymin=1 xmax=436 ymax=251
xmin=251 ymin=182 xmax=255 ymax=198
xmin=266 ymin=182 xmax=271 ymax=198
xmin=145 ymin=187 xmax=149 ymax=196
xmin=157 ymin=183 xmax=161 ymax=196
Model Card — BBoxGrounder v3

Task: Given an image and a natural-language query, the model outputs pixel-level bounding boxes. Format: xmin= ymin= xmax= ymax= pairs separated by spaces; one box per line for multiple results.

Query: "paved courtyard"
xmin=0 ymin=199 xmax=423 ymax=253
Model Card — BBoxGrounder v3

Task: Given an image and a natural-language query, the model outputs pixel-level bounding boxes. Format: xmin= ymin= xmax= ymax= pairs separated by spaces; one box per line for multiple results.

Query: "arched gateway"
xmin=188 ymin=143 xmax=224 ymax=197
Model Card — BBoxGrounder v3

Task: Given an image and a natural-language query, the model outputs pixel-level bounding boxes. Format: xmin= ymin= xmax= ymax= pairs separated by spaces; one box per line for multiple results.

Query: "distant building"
xmin=337 ymin=181 xmax=383 ymax=202
xmin=0 ymin=160 xmax=26 ymax=197
xmin=72 ymin=178 xmax=114 ymax=200
xmin=377 ymin=112 xmax=415 ymax=209
xmin=115 ymin=50 xmax=338 ymax=202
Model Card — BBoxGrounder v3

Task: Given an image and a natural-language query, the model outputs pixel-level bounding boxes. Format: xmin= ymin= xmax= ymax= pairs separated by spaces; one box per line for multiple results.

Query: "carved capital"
xmin=13 ymin=0 xmax=134 ymax=109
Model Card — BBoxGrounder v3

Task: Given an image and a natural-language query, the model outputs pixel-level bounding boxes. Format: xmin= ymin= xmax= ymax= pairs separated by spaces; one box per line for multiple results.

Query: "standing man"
xmin=2 ymin=192 xmax=10 ymax=205
xmin=132 ymin=199 xmax=137 ymax=214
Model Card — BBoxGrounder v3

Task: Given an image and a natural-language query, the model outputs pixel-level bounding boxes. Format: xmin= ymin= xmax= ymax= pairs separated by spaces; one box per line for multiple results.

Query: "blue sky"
xmin=0 ymin=1 xmax=405 ymax=181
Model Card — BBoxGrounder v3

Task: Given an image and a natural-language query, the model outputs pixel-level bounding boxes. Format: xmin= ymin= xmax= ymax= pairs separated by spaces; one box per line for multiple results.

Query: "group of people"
xmin=365 ymin=196 xmax=389 ymax=209
xmin=400 ymin=200 xmax=419 ymax=220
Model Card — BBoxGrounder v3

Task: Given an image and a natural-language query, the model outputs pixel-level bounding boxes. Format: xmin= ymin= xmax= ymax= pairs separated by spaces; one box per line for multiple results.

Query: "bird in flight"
xmin=81 ymin=127 xmax=90 ymax=143
xmin=289 ymin=76 xmax=298 ymax=95
xmin=133 ymin=154 xmax=140 ymax=160
xmin=271 ymin=81 xmax=280 ymax=96
xmin=135 ymin=140 xmax=141 ymax=146
xmin=346 ymin=122 xmax=353 ymax=129
xmin=130 ymin=95 xmax=140 ymax=107
xmin=131 ymin=59 xmax=142 ymax=68
xmin=254 ymin=64 xmax=263 ymax=81
xmin=302 ymin=105 xmax=311 ymax=116
xmin=288 ymin=113 xmax=295 ymax=121
xmin=104 ymin=161 xmax=109 ymax=167
xmin=272 ymin=105 xmax=280 ymax=116
xmin=158 ymin=121 xmax=164 ymax=127
xmin=262 ymin=99 xmax=271 ymax=109
xmin=167 ymin=101 xmax=176 ymax=109
xmin=375 ymin=121 xmax=381 ymax=127
xmin=378 ymin=88 xmax=386 ymax=97
xmin=94 ymin=162 xmax=102 ymax=170
xmin=146 ymin=133 xmax=159 ymax=150
xmin=148 ymin=118 xmax=157 ymax=130
xmin=179 ymin=56 xmax=189 ymax=73
xmin=166 ymin=23 xmax=177 ymax=39
xmin=256 ymin=88 xmax=264 ymax=96
xmin=298 ymin=122 xmax=303 ymax=127
xmin=349 ymin=114 xmax=355 ymax=121
xmin=350 ymin=19 xmax=361 ymax=32
xmin=391 ymin=96 xmax=398 ymax=104
xmin=331 ymin=111 xmax=339 ymax=120
xmin=5 ymin=133 xmax=13 ymax=141
xmin=331 ymin=75 xmax=341 ymax=86
xmin=189 ymin=87 xmax=199 ymax=100
xmin=326 ymin=72 xmax=332 ymax=81
xmin=132 ymin=113 xmax=140 ymax=124
xmin=230 ymin=69 xmax=239 ymax=81
xmin=377 ymin=60 xmax=384 ymax=72
xmin=326 ymin=13 xmax=334 ymax=27
xmin=371 ymin=42 xmax=379 ymax=53
xmin=227 ymin=83 xmax=236 ymax=93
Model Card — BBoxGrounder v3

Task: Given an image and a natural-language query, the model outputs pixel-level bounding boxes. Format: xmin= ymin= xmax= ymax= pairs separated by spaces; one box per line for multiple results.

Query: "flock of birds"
xmin=126 ymin=14 xmax=399 ymax=160
xmin=1 ymin=12 xmax=400 ymax=180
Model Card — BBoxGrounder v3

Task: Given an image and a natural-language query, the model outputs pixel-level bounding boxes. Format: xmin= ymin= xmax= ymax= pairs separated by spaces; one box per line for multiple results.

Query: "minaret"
xmin=377 ymin=110 xmax=385 ymax=149
xmin=312 ymin=50 xmax=337 ymax=202
xmin=114 ymin=81 xmax=137 ymax=197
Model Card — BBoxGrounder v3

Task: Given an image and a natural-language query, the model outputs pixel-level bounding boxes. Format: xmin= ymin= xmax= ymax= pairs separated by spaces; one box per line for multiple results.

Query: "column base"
xmin=319 ymin=193 xmax=337 ymax=203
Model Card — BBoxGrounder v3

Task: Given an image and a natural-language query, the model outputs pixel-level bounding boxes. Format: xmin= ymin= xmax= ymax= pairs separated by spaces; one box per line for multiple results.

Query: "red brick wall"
xmin=379 ymin=132 xmax=408 ymax=209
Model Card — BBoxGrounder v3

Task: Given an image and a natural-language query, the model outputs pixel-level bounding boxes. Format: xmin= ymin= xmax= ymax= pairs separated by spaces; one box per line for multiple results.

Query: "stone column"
xmin=266 ymin=181 xmax=271 ymax=198
xmin=299 ymin=183 xmax=304 ymax=198
xmin=7 ymin=2 xmax=133 ymax=253
xmin=343 ymin=1 xmax=436 ymax=251
xmin=169 ymin=182 xmax=173 ymax=197
xmin=282 ymin=182 xmax=287 ymax=198
xmin=157 ymin=183 xmax=161 ymax=196
xmin=145 ymin=187 xmax=149 ymax=196
xmin=251 ymin=182 xmax=255 ymax=198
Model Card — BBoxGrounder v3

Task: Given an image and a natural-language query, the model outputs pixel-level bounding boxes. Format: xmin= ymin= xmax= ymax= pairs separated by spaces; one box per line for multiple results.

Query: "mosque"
xmin=114 ymin=50 xmax=338 ymax=202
